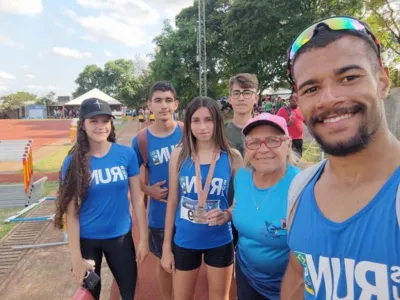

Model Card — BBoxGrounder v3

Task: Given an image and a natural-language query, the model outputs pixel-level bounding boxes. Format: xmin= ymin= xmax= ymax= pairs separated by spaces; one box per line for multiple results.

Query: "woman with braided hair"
xmin=54 ymin=98 xmax=148 ymax=300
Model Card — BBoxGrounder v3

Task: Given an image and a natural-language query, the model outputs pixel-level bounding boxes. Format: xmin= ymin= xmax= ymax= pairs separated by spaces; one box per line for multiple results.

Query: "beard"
xmin=308 ymin=104 xmax=381 ymax=157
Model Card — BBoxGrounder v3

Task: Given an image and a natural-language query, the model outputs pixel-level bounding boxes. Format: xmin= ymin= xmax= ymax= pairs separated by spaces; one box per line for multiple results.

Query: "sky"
xmin=0 ymin=0 xmax=193 ymax=97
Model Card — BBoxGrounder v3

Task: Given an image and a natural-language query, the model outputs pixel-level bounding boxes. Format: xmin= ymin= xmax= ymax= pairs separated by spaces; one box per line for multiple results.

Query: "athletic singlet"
xmin=174 ymin=151 xmax=233 ymax=250
xmin=132 ymin=125 xmax=183 ymax=228
xmin=288 ymin=163 xmax=400 ymax=299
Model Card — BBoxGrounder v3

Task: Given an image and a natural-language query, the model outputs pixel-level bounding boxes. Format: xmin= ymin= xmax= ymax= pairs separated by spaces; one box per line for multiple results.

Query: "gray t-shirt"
xmin=225 ymin=121 xmax=245 ymax=157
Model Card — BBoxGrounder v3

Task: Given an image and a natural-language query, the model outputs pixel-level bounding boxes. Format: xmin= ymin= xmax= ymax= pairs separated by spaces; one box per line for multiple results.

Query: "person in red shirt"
xmin=277 ymin=95 xmax=304 ymax=156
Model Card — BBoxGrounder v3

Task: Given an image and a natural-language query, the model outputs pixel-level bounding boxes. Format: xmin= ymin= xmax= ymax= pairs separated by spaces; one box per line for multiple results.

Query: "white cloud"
xmin=64 ymin=1 xmax=158 ymax=47
xmin=104 ymin=50 xmax=112 ymax=57
xmin=54 ymin=19 xmax=76 ymax=35
xmin=0 ymin=34 xmax=24 ymax=50
xmin=24 ymin=74 xmax=34 ymax=79
xmin=28 ymin=84 xmax=58 ymax=90
xmin=21 ymin=65 xmax=30 ymax=69
xmin=132 ymin=54 xmax=151 ymax=75
xmin=0 ymin=85 xmax=8 ymax=91
xmin=148 ymin=0 xmax=192 ymax=17
xmin=0 ymin=71 xmax=16 ymax=80
xmin=81 ymin=35 xmax=97 ymax=42
xmin=43 ymin=47 xmax=92 ymax=59
xmin=76 ymin=0 xmax=159 ymax=24
xmin=0 ymin=0 xmax=43 ymax=16
xmin=64 ymin=10 xmax=148 ymax=47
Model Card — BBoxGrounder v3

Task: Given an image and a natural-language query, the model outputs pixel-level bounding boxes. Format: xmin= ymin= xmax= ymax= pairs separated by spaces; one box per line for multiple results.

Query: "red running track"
xmin=0 ymin=119 xmax=70 ymax=149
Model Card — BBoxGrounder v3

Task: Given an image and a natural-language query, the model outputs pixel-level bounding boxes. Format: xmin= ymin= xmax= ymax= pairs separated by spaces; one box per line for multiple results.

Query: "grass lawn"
xmin=33 ymin=145 xmax=71 ymax=173
xmin=301 ymin=141 xmax=324 ymax=163
xmin=0 ymin=180 xmax=59 ymax=241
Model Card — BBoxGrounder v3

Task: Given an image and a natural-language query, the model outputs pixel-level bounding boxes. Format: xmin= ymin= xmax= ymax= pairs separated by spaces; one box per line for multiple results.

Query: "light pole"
xmin=197 ymin=0 xmax=207 ymax=96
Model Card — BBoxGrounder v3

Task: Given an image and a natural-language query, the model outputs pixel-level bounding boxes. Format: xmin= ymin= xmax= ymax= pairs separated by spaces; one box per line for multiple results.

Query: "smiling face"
xmin=83 ymin=115 xmax=112 ymax=143
xmin=293 ymin=36 xmax=390 ymax=156
xmin=245 ymin=125 xmax=291 ymax=174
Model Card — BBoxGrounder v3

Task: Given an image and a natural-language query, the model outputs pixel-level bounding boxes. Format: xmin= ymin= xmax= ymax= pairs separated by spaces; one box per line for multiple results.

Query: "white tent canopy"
xmin=64 ymin=88 xmax=122 ymax=106
xmin=261 ymin=88 xmax=292 ymax=95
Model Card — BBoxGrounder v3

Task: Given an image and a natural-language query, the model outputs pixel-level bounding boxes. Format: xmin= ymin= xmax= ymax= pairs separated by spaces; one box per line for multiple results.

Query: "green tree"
xmin=36 ymin=91 xmax=56 ymax=106
xmin=149 ymin=1 xmax=233 ymax=107
xmin=364 ymin=0 xmax=400 ymax=56
xmin=363 ymin=0 xmax=400 ymax=86
xmin=73 ymin=64 xmax=104 ymax=98
xmin=1 ymin=91 xmax=37 ymax=110
xmin=73 ymin=59 xmax=144 ymax=106
xmin=149 ymin=19 xmax=198 ymax=107
xmin=224 ymin=0 xmax=363 ymax=92
xmin=149 ymin=0 xmax=363 ymax=101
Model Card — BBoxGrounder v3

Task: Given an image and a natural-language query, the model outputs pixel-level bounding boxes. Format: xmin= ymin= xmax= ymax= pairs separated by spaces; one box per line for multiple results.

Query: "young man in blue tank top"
xmin=131 ymin=82 xmax=182 ymax=300
xmin=281 ymin=17 xmax=400 ymax=299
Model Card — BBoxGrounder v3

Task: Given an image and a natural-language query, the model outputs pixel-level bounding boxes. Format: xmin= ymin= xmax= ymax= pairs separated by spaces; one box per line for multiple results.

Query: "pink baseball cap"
xmin=242 ymin=113 xmax=289 ymax=136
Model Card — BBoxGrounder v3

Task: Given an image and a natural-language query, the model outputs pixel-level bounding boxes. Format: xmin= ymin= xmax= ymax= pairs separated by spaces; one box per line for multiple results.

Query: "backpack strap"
xmin=285 ymin=106 xmax=292 ymax=117
xmin=137 ymin=128 xmax=149 ymax=168
xmin=396 ymin=183 xmax=400 ymax=229
xmin=287 ymin=160 xmax=326 ymax=230
xmin=288 ymin=161 xmax=400 ymax=230
xmin=177 ymin=121 xmax=184 ymax=131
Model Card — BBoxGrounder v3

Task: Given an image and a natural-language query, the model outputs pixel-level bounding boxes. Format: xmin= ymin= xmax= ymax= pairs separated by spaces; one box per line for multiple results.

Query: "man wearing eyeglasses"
xmin=281 ymin=16 xmax=400 ymax=299
xmin=226 ymin=73 xmax=259 ymax=157
xmin=225 ymin=73 xmax=259 ymax=300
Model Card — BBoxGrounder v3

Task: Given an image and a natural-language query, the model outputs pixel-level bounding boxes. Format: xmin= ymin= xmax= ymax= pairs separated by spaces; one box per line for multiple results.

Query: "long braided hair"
xmin=54 ymin=117 xmax=116 ymax=229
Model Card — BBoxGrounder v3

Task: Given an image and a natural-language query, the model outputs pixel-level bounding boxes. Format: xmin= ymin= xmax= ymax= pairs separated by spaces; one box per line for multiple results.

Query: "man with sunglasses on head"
xmin=281 ymin=16 xmax=400 ymax=299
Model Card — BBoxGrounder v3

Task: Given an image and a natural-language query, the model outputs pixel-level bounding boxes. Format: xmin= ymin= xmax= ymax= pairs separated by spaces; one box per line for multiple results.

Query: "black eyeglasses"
xmin=230 ymin=90 xmax=256 ymax=100
xmin=245 ymin=136 xmax=289 ymax=150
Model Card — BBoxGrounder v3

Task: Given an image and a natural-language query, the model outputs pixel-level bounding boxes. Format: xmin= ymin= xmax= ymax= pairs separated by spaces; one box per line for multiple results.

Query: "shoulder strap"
xmin=287 ymin=161 xmax=400 ymax=230
xmin=177 ymin=121 xmax=184 ymax=131
xmin=396 ymin=183 xmax=400 ymax=229
xmin=137 ymin=128 xmax=149 ymax=168
xmin=287 ymin=160 xmax=326 ymax=230
xmin=285 ymin=106 xmax=292 ymax=117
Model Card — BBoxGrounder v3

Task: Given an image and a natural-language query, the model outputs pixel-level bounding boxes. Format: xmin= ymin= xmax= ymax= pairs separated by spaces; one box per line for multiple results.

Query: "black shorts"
xmin=139 ymin=119 xmax=144 ymax=123
xmin=148 ymin=227 xmax=164 ymax=259
xmin=173 ymin=242 xmax=234 ymax=271
xmin=292 ymin=139 xmax=303 ymax=157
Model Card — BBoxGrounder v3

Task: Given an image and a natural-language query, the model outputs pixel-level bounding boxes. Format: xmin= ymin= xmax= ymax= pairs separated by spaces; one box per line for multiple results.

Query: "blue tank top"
xmin=288 ymin=163 xmax=400 ymax=299
xmin=174 ymin=151 xmax=233 ymax=250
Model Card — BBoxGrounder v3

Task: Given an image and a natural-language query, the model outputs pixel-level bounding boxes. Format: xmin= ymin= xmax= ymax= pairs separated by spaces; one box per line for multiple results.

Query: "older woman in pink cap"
xmin=232 ymin=113 xmax=300 ymax=300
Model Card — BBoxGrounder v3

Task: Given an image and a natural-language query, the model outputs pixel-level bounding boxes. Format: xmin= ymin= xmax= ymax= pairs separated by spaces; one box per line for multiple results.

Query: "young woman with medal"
xmin=161 ymin=96 xmax=242 ymax=300
xmin=232 ymin=113 xmax=300 ymax=299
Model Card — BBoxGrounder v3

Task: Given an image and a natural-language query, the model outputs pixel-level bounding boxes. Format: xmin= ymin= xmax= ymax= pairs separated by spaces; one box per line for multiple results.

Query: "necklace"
xmin=251 ymin=170 xmax=285 ymax=210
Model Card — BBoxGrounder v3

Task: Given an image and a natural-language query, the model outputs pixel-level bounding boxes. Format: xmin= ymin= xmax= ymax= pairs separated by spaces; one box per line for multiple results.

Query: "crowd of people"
xmin=54 ymin=15 xmax=400 ymax=300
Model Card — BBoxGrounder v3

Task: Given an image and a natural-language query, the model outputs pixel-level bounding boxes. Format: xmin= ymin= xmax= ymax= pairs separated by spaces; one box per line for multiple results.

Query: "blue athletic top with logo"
xmin=174 ymin=151 xmax=232 ymax=250
xmin=132 ymin=125 xmax=182 ymax=228
xmin=288 ymin=163 xmax=400 ymax=299
xmin=233 ymin=165 xmax=300 ymax=299
xmin=61 ymin=143 xmax=140 ymax=239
